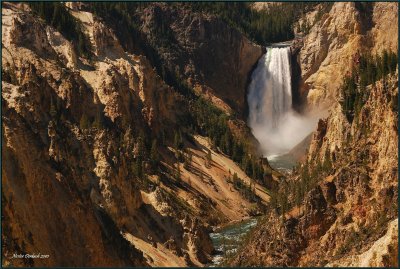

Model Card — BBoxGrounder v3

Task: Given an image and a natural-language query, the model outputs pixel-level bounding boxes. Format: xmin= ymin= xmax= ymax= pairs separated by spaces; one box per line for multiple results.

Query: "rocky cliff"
xmin=297 ymin=2 xmax=398 ymax=111
xmin=1 ymin=2 xmax=268 ymax=267
xmin=231 ymin=2 xmax=398 ymax=267
xmin=135 ymin=3 xmax=263 ymax=115
xmin=232 ymin=72 xmax=398 ymax=267
xmin=2 ymin=2 xmax=398 ymax=267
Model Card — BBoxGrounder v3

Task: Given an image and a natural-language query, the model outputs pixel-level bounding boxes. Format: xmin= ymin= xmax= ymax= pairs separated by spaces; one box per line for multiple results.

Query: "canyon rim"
xmin=1 ymin=1 xmax=398 ymax=267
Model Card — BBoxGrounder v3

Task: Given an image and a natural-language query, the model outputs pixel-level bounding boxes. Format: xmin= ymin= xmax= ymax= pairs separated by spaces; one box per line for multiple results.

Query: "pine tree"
xmin=175 ymin=162 xmax=181 ymax=182
xmin=183 ymin=149 xmax=193 ymax=170
xmin=137 ymin=132 xmax=147 ymax=160
xmin=159 ymin=130 xmax=166 ymax=147
xmin=50 ymin=97 xmax=57 ymax=119
xmin=79 ymin=113 xmax=89 ymax=130
xmin=173 ymin=130 xmax=183 ymax=150
xmin=232 ymin=172 xmax=239 ymax=188
xmin=188 ymin=151 xmax=193 ymax=166
xmin=205 ymin=149 xmax=212 ymax=168
xmin=78 ymin=31 xmax=88 ymax=57
xmin=93 ymin=106 xmax=105 ymax=129
xmin=322 ymin=150 xmax=332 ymax=173
xmin=150 ymin=139 xmax=159 ymax=168
xmin=132 ymin=158 xmax=143 ymax=179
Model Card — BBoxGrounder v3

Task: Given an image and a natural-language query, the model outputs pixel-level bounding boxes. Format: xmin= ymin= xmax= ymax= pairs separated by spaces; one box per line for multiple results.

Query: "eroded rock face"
xmin=2 ymin=87 xmax=146 ymax=267
xmin=231 ymin=74 xmax=398 ymax=267
xmin=181 ymin=215 xmax=214 ymax=264
xmin=298 ymin=2 xmax=398 ymax=110
xmin=369 ymin=2 xmax=398 ymax=55
xmin=230 ymin=212 xmax=306 ymax=267
xmin=231 ymin=2 xmax=398 ymax=266
xmin=2 ymin=2 xmax=272 ymax=267
xmin=298 ymin=2 xmax=361 ymax=109
xmin=1 ymin=3 xmax=194 ymax=267
xmin=326 ymin=219 xmax=399 ymax=267
xmin=136 ymin=3 xmax=263 ymax=115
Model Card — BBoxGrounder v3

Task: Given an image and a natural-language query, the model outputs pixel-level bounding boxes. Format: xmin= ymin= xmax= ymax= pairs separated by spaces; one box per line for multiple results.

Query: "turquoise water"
xmin=209 ymin=218 xmax=258 ymax=266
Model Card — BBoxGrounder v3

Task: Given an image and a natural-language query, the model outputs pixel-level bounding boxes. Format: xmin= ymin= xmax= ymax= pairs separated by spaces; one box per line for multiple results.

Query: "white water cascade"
xmin=247 ymin=47 xmax=317 ymax=157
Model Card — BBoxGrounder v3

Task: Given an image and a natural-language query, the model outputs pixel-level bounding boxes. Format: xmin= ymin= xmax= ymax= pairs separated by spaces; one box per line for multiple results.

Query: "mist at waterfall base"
xmin=247 ymin=47 xmax=319 ymax=158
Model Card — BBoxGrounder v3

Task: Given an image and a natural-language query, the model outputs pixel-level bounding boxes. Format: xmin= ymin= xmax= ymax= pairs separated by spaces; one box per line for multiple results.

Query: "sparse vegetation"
xmin=189 ymin=97 xmax=266 ymax=184
xmin=49 ymin=97 xmax=57 ymax=119
xmin=231 ymin=172 xmax=258 ymax=202
xmin=29 ymin=2 xmax=91 ymax=57
xmin=174 ymin=162 xmax=181 ymax=182
xmin=79 ymin=113 xmax=89 ymax=130
xmin=205 ymin=149 xmax=212 ymax=168
xmin=150 ymin=139 xmax=159 ymax=169
xmin=340 ymin=50 xmax=397 ymax=122
xmin=92 ymin=106 xmax=105 ymax=130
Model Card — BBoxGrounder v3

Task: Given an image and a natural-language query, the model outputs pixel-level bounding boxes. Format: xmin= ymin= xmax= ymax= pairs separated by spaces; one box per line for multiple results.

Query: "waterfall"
xmin=247 ymin=47 xmax=317 ymax=157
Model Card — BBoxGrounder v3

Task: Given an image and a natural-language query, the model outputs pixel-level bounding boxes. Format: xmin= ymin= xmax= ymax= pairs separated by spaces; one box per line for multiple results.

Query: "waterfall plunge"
xmin=247 ymin=47 xmax=317 ymax=157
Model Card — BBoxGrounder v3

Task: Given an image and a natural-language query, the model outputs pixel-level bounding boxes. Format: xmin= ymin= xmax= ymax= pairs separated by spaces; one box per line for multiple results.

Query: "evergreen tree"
xmin=183 ymin=149 xmax=193 ymax=170
xmin=132 ymin=158 xmax=143 ymax=179
xmin=173 ymin=130 xmax=183 ymax=150
xmin=205 ymin=149 xmax=212 ymax=168
xmin=232 ymin=172 xmax=239 ymax=188
xmin=159 ymin=130 xmax=166 ymax=147
xmin=29 ymin=2 xmax=91 ymax=57
xmin=93 ymin=106 xmax=105 ymax=130
xmin=175 ymin=162 xmax=181 ymax=182
xmin=341 ymin=50 xmax=397 ymax=122
xmin=322 ymin=151 xmax=332 ymax=173
xmin=188 ymin=151 xmax=193 ymax=166
xmin=79 ymin=113 xmax=89 ymax=130
xmin=136 ymin=132 xmax=147 ymax=160
xmin=50 ymin=97 xmax=57 ymax=119
xmin=150 ymin=139 xmax=159 ymax=168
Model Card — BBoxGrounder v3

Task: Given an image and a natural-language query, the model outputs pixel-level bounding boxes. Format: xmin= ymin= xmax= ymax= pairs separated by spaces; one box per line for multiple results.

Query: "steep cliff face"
xmin=298 ymin=2 xmax=398 ymax=110
xmin=231 ymin=2 xmax=398 ymax=267
xmin=231 ymin=73 xmax=398 ymax=268
xmin=136 ymin=3 xmax=263 ymax=115
xmin=1 ymin=3 xmax=155 ymax=267
xmin=1 ymin=5 xmax=147 ymax=265
xmin=2 ymin=2 xmax=268 ymax=267
xmin=299 ymin=74 xmax=398 ymax=267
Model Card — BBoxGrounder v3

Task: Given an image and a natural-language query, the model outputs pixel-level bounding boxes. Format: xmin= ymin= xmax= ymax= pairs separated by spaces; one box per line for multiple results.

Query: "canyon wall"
xmin=1 ymin=2 xmax=267 ymax=267
xmin=232 ymin=72 xmax=398 ymax=267
xmin=298 ymin=2 xmax=398 ymax=110
xmin=231 ymin=2 xmax=398 ymax=267
xmin=136 ymin=3 xmax=263 ymax=115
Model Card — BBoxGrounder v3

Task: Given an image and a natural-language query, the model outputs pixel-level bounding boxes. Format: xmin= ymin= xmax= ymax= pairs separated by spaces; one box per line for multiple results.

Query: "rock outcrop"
xmin=231 ymin=2 xmax=398 ymax=267
xmin=231 ymin=74 xmax=398 ymax=267
xmin=1 ymin=2 xmax=268 ymax=267
xmin=136 ymin=3 xmax=263 ymax=115
xmin=297 ymin=2 xmax=398 ymax=110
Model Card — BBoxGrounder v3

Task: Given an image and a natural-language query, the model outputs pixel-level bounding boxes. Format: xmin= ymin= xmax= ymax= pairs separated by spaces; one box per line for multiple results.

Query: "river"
xmin=208 ymin=154 xmax=296 ymax=266
xmin=209 ymin=218 xmax=258 ymax=266
xmin=209 ymin=46 xmax=301 ymax=266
